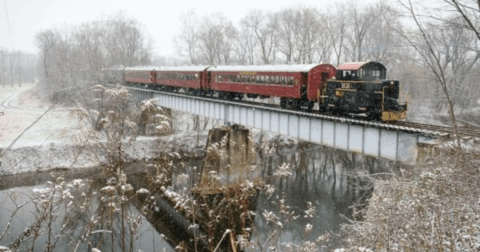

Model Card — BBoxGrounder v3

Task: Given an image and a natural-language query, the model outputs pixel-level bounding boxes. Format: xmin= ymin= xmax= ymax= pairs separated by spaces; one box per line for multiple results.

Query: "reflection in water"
xmin=252 ymin=143 xmax=399 ymax=250
xmin=0 ymin=142 xmax=399 ymax=251
xmin=0 ymin=175 xmax=171 ymax=252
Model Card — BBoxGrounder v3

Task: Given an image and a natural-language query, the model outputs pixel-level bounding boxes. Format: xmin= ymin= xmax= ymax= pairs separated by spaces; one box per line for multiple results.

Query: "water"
xmin=0 ymin=143 xmax=399 ymax=251
xmin=0 ymin=175 xmax=171 ymax=252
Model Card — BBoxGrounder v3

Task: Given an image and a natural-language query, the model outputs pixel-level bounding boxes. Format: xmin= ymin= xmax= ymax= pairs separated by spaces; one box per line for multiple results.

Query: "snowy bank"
xmin=0 ymin=133 xmax=209 ymax=176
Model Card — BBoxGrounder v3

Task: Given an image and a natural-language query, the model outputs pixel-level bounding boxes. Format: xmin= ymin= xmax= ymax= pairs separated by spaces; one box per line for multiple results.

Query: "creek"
xmin=0 ymin=142 xmax=399 ymax=251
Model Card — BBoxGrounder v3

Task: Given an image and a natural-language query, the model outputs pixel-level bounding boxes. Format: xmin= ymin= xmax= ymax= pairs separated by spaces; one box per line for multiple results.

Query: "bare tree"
xmin=103 ymin=12 xmax=153 ymax=67
xmin=395 ymin=0 xmax=463 ymax=150
xmin=444 ymin=0 xmax=480 ymax=41
xmin=34 ymin=29 xmax=58 ymax=97
xmin=232 ymin=21 xmax=257 ymax=65
xmin=291 ymin=6 xmax=322 ymax=64
xmin=243 ymin=10 xmax=278 ymax=64
xmin=276 ymin=9 xmax=295 ymax=63
xmin=34 ymin=12 xmax=153 ymax=104
xmin=174 ymin=10 xmax=200 ymax=65
xmin=346 ymin=1 xmax=376 ymax=61
xmin=197 ymin=14 xmax=236 ymax=65
xmin=361 ymin=3 xmax=404 ymax=66
xmin=325 ymin=4 xmax=348 ymax=65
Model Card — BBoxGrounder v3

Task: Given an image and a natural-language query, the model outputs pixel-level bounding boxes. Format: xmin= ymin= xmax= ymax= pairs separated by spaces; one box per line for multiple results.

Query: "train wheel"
xmin=280 ymin=98 xmax=287 ymax=108
xmin=288 ymin=99 xmax=299 ymax=110
xmin=367 ymin=110 xmax=382 ymax=121
xmin=220 ymin=92 xmax=232 ymax=100
xmin=319 ymin=104 xmax=327 ymax=113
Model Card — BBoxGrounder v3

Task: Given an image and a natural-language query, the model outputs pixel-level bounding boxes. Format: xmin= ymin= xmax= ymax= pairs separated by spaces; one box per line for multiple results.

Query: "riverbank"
xmin=0 ymin=85 xmax=213 ymax=175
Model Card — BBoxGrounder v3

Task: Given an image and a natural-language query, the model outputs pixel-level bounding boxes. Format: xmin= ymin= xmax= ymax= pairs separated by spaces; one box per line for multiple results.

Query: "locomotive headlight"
xmin=335 ymin=90 xmax=344 ymax=98
xmin=389 ymin=81 xmax=394 ymax=89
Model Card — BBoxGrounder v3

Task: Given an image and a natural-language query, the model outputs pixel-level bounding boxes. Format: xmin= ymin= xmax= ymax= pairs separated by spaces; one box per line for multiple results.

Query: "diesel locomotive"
xmin=323 ymin=62 xmax=407 ymax=121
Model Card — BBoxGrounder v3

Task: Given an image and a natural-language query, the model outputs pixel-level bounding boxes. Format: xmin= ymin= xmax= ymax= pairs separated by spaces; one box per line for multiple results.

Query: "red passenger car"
xmin=208 ymin=64 xmax=336 ymax=109
xmin=124 ymin=67 xmax=156 ymax=85
xmin=154 ymin=66 xmax=211 ymax=94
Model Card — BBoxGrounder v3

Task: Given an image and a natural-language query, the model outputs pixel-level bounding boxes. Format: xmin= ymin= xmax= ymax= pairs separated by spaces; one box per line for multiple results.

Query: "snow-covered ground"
xmin=0 ymin=84 xmax=81 ymax=149
xmin=0 ymin=85 xmax=212 ymax=175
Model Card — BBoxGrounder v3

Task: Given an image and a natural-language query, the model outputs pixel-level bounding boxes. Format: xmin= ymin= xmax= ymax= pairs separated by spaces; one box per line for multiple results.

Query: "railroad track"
xmin=119 ymin=85 xmax=480 ymax=139
xmin=392 ymin=121 xmax=480 ymax=139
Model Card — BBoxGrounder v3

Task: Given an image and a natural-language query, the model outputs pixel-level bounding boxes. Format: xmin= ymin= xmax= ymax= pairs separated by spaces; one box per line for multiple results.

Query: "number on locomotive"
xmin=341 ymin=82 xmax=351 ymax=89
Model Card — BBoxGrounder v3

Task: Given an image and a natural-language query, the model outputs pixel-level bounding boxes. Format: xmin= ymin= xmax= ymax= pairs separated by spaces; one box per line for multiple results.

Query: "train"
xmin=104 ymin=61 xmax=407 ymax=121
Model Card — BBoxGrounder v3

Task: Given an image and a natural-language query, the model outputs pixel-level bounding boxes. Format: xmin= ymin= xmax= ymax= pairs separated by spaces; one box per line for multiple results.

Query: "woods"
xmin=34 ymin=12 xmax=153 ymax=102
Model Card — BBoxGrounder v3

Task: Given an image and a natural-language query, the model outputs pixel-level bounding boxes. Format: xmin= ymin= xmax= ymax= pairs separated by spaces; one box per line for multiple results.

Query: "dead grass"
xmin=340 ymin=149 xmax=480 ymax=251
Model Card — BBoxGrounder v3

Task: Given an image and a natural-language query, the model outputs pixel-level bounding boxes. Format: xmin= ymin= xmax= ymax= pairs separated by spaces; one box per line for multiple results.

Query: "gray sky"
xmin=1 ymin=0 xmax=375 ymax=56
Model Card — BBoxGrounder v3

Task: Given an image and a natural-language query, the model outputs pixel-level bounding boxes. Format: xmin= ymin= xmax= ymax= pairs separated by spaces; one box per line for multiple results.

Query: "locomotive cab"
xmin=325 ymin=61 xmax=407 ymax=121
xmin=335 ymin=62 xmax=386 ymax=81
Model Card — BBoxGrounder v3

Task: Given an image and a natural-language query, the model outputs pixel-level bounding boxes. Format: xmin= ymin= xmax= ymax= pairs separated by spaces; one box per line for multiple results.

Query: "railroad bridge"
xmin=126 ymin=87 xmax=457 ymax=164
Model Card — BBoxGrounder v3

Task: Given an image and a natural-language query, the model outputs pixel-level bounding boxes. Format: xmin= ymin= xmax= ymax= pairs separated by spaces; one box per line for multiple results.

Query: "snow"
xmin=124 ymin=66 xmax=157 ymax=71
xmin=125 ymin=66 xmax=211 ymax=72
xmin=155 ymin=66 xmax=211 ymax=72
xmin=0 ymin=85 xmax=210 ymax=175
xmin=209 ymin=64 xmax=328 ymax=73
xmin=0 ymin=85 xmax=81 ymax=149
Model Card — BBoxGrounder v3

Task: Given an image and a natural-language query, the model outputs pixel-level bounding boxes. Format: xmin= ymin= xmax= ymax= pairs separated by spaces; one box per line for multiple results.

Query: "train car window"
xmin=288 ymin=76 xmax=294 ymax=85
